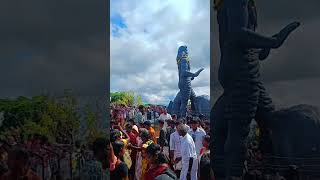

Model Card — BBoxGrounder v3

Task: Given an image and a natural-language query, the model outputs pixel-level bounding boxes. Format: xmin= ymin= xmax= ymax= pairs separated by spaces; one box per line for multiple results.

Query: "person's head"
xmin=186 ymin=120 xmax=192 ymax=127
xmin=125 ymin=123 xmax=133 ymax=133
xmin=143 ymin=121 xmax=151 ymax=129
xmin=168 ymin=120 xmax=175 ymax=128
xmin=112 ymin=140 xmax=125 ymax=159
xmin=129 ymin=118 xmax=135 ymax=125
xmin=7 ymin=147 xmax=30 ymax=174
xmin=92 ymin=138 xmax=108 ymax=162
xmin=110 ymin=129 xmax=122 ymax=143
xmin=172 ymin=114 xmax=177 ymax=121
xmin=132 ymin=125 xmax=139 ymax=135
xmin=146 ymin=143 xmax=169 ymax=165
xmin=203 ymin=135 xmax=210 ymax=148
xmin=138 ymin=105 xmax=144 ymax=113
xmin=177 ymin=124 xmax=189 ymax=137
xmin=33 ymin=134 xmax=41 ymax=144
xmin=176 ymin=45 xmax=188 ymax=62
xmin=175 ymin=119 xmax=182 ymax=127
xmin=199 ymin=114 xmax=205 ymax=121
xmin=75 ymin=140 xmax=81 ymax=149
xmin=140 ymin=128 xmax=150 ymax=142
xmin=190 ymin=119 xmax=200 ymax=131
xmin=159 ymin=120 xmax=165 ymax=128
xmin=40 ymin=135 xmax=49 ymax=146
xmin=186 ymin=115 xmax=192 ymax=123
xmin=110 ymin=120 xmax=117 ymax=128
xmin=163 ymin=109 xmax=167 ymax=114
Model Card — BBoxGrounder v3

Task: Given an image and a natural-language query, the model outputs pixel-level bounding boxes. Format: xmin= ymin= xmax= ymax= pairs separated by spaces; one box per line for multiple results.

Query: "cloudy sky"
xmin=110 ymin=0 xmax=210 ymax=105
xmin=211 ymin=0 xmax=320 ymax=109
xmin=0 ymin=0 xmax=107 ymax=98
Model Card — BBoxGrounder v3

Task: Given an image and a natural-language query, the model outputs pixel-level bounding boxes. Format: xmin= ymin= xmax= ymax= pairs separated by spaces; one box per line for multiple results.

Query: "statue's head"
xmin=213 ymin=0 xmax=223 ymax=10
xmin=176 ymin=45 xmax=189 ymax=63
xmin=214 ymin=0 xmax=256 ymax=10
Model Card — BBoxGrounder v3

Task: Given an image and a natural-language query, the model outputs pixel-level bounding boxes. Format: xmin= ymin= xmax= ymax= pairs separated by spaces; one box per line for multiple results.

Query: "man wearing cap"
xmin=176 ymin=124 xmax=198 ymax=180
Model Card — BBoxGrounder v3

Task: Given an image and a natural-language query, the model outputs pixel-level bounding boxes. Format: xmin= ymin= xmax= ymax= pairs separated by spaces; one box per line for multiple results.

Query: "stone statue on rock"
xmin=167 ymin=45 xmax=209 ymax=119
xmin=212 ymin=0 xmax=300 ymax=179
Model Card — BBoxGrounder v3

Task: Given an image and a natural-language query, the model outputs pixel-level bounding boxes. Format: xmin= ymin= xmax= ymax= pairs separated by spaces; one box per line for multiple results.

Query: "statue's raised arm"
xmin=225 ymin=0 xmax=300 ymax=49
xmin=179 ymin=59 xmax=204 ymax=78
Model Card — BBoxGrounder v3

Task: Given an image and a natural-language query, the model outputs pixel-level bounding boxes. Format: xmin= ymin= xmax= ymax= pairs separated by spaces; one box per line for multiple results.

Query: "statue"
xmin=168 ymin=93 xmax=210 ymax=118
xmin=211 ymin=0 xmax=300 ymax=179
xmin=170 ymin=46 xmax=204 ymax=118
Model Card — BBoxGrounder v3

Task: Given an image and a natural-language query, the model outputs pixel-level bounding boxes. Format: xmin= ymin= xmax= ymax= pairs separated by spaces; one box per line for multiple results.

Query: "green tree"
xmin=84 ymin=105 xmax=105 ymax=144
xmin=136 ymin=95 xmax=143 ymax=106
xmin=0 ymin=90 xmax=81 ymax=144
xmin=110 ymin=91 xmax=146 ymax=106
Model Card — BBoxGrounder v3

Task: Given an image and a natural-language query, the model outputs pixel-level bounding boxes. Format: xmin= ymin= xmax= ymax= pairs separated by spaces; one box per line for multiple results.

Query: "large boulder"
xmin=167 ymin=101 xmax=173 ymax=114
xmin=193 ymin=95 xmax=210 ymax=118
xmin=167 ymin=92 xmax=210 ymax=119
xmin=266 ymin=104 xmax=320 ymax=173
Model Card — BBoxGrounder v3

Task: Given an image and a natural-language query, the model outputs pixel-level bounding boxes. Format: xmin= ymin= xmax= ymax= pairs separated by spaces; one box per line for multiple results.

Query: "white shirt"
xmin=180 ymin=133 xmax=197 ymax=168
xmin=159 ymin=113 xmax=172 ymax=129
xmin=169 ymin=131 xmax=182 ymax=158
xmin=159 ymin=113 xmax=172 ymax=121
xmin=188 ymin=128 xmax=206 ymax=157
xmin=129 ymin=109 xmax=135 ymax=119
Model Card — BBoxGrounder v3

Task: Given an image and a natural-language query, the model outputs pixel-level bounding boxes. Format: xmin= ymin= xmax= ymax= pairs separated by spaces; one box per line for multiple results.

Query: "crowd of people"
xmin=0 ymin=131 xmax=74 ymax=180
xmin=109 ymin=104 xmax=212 ymax=180
xmin=0 ymin=104 xmax=306 ymax=180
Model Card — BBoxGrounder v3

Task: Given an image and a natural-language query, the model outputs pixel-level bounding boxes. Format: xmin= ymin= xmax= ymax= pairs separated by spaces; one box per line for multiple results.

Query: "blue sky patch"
xmin=111 ymin=12 xmax=127 ymax=37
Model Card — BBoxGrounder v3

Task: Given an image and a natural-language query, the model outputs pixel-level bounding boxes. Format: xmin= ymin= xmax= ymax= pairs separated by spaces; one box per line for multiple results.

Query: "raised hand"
xmin=274 ymin=21 xmax=300 ymax=48
xmin=194 ymin=68 xmax=204 ymax=77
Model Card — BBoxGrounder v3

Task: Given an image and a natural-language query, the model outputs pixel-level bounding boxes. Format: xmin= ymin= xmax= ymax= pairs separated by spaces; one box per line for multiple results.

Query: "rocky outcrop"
xmin=267 ymin=104 xmax=320 ymax=171
xmin=167 ymin=93 xmax=210 ymax=119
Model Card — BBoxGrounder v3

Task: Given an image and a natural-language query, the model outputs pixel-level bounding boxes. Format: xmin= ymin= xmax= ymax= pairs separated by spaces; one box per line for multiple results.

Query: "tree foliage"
xmin=0 ymin=90 xmax=81 ymax=144
xmin=110 ymin=91 xmax=144 ymax=106
xmin=84 ymin=105 xmax=106 ymax=144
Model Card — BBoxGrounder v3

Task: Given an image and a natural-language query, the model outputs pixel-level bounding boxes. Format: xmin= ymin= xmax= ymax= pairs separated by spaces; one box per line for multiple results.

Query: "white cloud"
xmin=110 ymin=0 xmax=210 ymax=105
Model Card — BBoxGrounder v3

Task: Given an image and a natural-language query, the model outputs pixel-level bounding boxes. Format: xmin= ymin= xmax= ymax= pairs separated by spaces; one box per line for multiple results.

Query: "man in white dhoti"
xmin=176 ymin=124 xmax=198 ymax=180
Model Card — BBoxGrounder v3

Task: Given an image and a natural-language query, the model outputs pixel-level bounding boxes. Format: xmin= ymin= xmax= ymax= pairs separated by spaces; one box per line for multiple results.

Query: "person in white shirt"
xmin=169 ymin=121 xmax=182 ymax=177
xmin=176 ymin=124 xmax=198 ymax=180
xmin=159 ymin=108 xmax=172 ymax=129
xmin=128 ymin=106 xmax=135 ymax=120
xmin=188 ymin=119 xmax=206 ymax=157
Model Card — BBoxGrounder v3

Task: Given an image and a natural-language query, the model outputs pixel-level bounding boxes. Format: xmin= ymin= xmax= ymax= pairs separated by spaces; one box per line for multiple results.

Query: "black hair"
xmin=138 ymin=105 xmax=144 ymax=110
xmin=186 ymin=116 xmax=193 ymax=121
xmin=75 ymin=140 xmax=81 ymax=148
xmin=92 ymin=138 xmax=107 ymax=156
xmin=110 ymin=129 xmax=121 ymax=143
xmin=140 ymin=128 xmax=150 ymax=140
xmin=125 ymin=123 xmax=133 ymax=130
xmin=146 ymin=143 xmax=169 ymax=164
xmin=9 ymin=147 xmax=30 ymax=165
xmin=112 ymin=140 xmax=124 ymax=158
xmin=40 ymin=136 xmax=48 ymax=145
